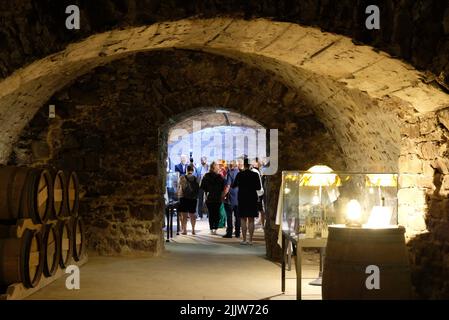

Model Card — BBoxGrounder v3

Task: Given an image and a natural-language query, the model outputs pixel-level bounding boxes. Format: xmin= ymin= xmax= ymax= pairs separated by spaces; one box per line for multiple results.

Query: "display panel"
xmin=280 ymin=171 xmax=398 ymax=238
xmin=166 ymin=172 xmax=180 ymax=203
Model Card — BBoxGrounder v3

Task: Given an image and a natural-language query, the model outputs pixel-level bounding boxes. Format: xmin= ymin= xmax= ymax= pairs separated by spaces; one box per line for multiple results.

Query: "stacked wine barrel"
xmin=0 ymin=166 xmax=86 ymax=291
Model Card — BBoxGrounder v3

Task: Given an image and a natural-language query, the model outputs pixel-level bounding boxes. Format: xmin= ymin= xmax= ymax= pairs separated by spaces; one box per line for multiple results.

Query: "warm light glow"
xmin=300 ymin=165 xmax=340 ymax=187
xmin=308 ymin=165 xmax=334 ymax=173
xmin=312 ymin=195 xmax=320 ymax=205
xmin=346 ymin=199 xmax=362 ymax=227
xmin=364 ymin=206 xmax=392 ymax=228
xmin=284 ymin=187 xmax=291 ymax=194
xmin=366 ymin=174 xmax=397 ymax=187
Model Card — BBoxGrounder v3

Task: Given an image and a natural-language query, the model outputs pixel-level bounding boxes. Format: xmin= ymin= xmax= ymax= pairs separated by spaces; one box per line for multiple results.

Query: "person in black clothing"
xmin=222 ymin=160 xmax=241 ymax=238
xmin=232 ymin=158 xmax=262 ymax=245
xmin=177 ymin=165 xmax=199 ymax=235
xmin=200 ymin=162 xmax=225 ymax=235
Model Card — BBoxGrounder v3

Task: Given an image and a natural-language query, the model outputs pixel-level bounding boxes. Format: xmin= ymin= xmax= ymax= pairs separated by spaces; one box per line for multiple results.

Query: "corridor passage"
xmin=28 ymin=221 xmax=321 ymax=300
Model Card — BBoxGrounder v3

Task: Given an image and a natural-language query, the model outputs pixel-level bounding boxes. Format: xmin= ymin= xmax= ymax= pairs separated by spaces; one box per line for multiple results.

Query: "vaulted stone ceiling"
xmin=167 ymin=109 xmax=264 ymax=139
xmin=1 ymin=18 xmax=448 ymax=171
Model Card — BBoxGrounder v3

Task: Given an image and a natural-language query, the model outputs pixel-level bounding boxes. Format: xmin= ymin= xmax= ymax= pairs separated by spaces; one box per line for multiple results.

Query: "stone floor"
xmin=27 ymin=220 xmax=322 ymax=300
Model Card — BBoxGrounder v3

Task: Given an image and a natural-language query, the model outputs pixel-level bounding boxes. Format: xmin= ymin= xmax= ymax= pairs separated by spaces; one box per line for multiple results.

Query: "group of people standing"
xmin=175 ymin=155 xmax=266 ymax=245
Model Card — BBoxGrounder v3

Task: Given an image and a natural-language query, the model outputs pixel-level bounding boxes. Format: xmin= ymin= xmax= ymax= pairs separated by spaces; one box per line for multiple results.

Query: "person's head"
xmin=229 ymin=160 xmax=237 ymax=170
xmin=220 ymin=160 xmax=227 ymax=170
xmin=210 ymin=161 xmax=220 ymax=174
xmin=237 ymin=158 xmax=244 ymax=170
xmin=186 ymin=165 xmax=194 ymax=175
xmin=243 ymin=157 xmax=250 ymax=170
xmin=180 ymin=154 xmax=188 ymax=164
xmin=252 ymin=157 xmax=261 ymax=169
xmin=200 ymin=156 xmax=207 ymax=166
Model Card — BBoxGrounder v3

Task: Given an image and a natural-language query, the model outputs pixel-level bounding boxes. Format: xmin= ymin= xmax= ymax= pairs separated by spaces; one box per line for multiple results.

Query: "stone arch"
xmin=1 ymin=18 xmax=448 ymax=170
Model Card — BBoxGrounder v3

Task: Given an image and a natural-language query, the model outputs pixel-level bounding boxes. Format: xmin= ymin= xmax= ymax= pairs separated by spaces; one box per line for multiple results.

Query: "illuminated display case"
xmin=166 ymin=172 xmax=180 ymax=203
xmin=279 ymin=169 xmax=398 ymax=238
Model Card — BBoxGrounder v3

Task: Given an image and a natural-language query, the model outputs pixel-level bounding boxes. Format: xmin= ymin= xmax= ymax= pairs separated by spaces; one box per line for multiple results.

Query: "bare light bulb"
xmin=346 ymin=199 xmax=362 ymax=227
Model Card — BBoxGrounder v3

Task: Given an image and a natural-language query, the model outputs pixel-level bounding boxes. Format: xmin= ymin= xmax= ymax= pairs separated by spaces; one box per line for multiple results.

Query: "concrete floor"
xmin=27 ymin=220 xmax=322 ymax=300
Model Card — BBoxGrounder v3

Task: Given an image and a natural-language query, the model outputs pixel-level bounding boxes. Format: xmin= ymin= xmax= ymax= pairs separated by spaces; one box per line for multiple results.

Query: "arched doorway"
xmin=164 ymin=108 xmax=269 ymax=243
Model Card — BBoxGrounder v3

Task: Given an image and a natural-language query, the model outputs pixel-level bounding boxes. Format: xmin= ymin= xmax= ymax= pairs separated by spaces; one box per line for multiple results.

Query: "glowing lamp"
xmin=364 ymin=206 xmax=393 ymax=229
xmin=300 ymin=165 xmax=340 ymax=187
xmin=346 ymin=199 xmax=362 ymax=227
xmin=312 ymin=194 xmax=321 ymax=205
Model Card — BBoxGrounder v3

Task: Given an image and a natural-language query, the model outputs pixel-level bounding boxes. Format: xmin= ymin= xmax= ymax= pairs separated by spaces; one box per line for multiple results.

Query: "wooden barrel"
xmin=58 ymin=219 xmax=73 ymax=268
xmin=72 ymin=217 xmax=85 ymax=262
xmin=322 ymin=225 xmax=412 ymax=300
xmin=53 ymin=170 xmax=68 ymax=219
xmin=0 ymin=166 xmax=54 ymax=224
xmin=66 ymin=171 xmax=79 ymax=217
xmin=42 ymin=224 xmax=60 ymax=277
xmin=0 ymin=229 xmax=43 ymax=288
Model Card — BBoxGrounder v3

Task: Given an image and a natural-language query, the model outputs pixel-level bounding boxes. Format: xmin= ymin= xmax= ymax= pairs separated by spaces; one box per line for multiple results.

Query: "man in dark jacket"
xmin=222 ymin=160 xmax=241 ymax=238
xmin=175 ymin=154 xmax=188 ymax=176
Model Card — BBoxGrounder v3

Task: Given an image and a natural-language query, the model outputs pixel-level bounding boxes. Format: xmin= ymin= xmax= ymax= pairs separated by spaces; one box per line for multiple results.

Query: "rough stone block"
xmin=399 ymin=174 xmax=434 ymax=190
xmin=130 ymin=204 xmax=156 ymax=221
xmin=431 ymin=157 xmax=449 ymax=174
xmin=401 ymin=122 xmax=420 ymax=139
xmin=31 ymin=140 xmax=50 ymax=159
xmin=419 ymin=117 xmax=437 ymax=136
xmin=399 ymin=154 xmax=423 ymax=174
xmin=438 ymin=108 xmax=449 ymax=130
xmin=398 ymin=188 xmax=427 ymax=207
xmin=420 ymin=142 xmax=439 ymax=160
xmin=407 ymin=213 xmax=428 ymax=233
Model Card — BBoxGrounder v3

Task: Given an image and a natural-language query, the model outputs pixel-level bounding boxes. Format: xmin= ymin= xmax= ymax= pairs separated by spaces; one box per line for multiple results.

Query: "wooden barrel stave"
xmin=0 ymin=229 xmax=43 ymax=288
xmin=72 ymin=217 xmax=85 ymax=261
xmin=33 ymin=169 xmax=53 ymax=223
xmin=58 ymin=220 xmax=73 ymax=268
xmin=322 ymin=225 xmax=412 ymax=300
xmin=42 ymin=224 xmax=60 ymax=277
xmin=66 ymin=171 xmax=79 ymax=217
xmin=0 ymin=167 xmax=29 ymax=221
xmin=52 ymin=170 xmax=67 ymax=219
xmin=0 ymin=167 xmax=54 ymax=224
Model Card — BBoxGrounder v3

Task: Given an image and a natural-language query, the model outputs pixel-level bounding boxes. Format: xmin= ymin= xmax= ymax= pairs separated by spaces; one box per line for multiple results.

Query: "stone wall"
xmin=398 ymin=108 xmax=449 ymax=299
xmin=1 ymin=0 xmax=448 ymax=298
xmin=9 ymin=50 xmax=345 ymax=256
xmin=1 ymin=0 xmax=449 ymax=88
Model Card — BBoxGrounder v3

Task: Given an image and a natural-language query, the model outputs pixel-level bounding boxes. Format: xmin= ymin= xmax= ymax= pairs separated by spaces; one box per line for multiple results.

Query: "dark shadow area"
xmin=408 ymin=168 xmax=449 ymax=299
